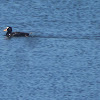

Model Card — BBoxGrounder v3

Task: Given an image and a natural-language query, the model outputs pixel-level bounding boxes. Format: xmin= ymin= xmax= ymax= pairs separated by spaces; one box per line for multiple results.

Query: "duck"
xmin=3 ymin=27 xmax=29 ymax=37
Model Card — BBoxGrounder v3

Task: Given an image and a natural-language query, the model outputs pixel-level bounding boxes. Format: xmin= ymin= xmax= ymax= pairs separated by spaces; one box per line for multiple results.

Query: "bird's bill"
xmin=3 ymin=27 xmax=9 ymax=31
xmin=3 ymin=28 xmax=7 ymax=31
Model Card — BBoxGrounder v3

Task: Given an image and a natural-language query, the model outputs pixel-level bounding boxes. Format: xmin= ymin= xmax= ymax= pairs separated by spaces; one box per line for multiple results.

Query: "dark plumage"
xmin=4 ymin=27 xmax=29 ymax=37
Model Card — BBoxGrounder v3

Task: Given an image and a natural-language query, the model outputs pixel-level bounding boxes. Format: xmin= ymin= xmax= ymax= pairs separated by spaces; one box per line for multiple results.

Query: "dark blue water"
xmin=0 ymin=0 xmax=100 ymax=100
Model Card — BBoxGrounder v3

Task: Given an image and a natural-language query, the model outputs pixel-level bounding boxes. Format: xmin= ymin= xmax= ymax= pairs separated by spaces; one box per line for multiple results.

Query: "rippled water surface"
xmin=0 ymin=0 xmax=100 ymax=100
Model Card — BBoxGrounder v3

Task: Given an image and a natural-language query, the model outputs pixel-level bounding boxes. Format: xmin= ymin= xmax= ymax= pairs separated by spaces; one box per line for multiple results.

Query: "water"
xmin=0 ymin=0 xmax=100 ymax=100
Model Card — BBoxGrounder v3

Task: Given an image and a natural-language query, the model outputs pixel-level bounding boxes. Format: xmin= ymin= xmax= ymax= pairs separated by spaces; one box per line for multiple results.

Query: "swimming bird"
xmin=3 ymin=27 xmax=29 ymax=37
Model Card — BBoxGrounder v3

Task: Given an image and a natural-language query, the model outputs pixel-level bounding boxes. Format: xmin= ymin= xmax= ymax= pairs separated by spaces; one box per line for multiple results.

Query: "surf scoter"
xmin=4 ymin=27 xmax=29 ymax=37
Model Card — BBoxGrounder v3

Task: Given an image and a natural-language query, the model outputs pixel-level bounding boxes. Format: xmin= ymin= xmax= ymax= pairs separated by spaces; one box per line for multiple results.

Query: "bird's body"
xmin=10 ymin=32 xmax=29 ymax=37
xmin=4 ymin=27 xmax=29 ymax=38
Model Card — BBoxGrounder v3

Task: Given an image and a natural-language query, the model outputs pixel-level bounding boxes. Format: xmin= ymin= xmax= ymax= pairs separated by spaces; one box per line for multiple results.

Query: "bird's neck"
xmin=6 ymin=31 xmax=11 ymax=35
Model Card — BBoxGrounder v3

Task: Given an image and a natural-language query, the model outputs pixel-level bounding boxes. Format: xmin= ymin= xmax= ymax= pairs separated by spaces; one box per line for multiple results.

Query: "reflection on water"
xmin=0 ymin=0 xmax=100 ymax=100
